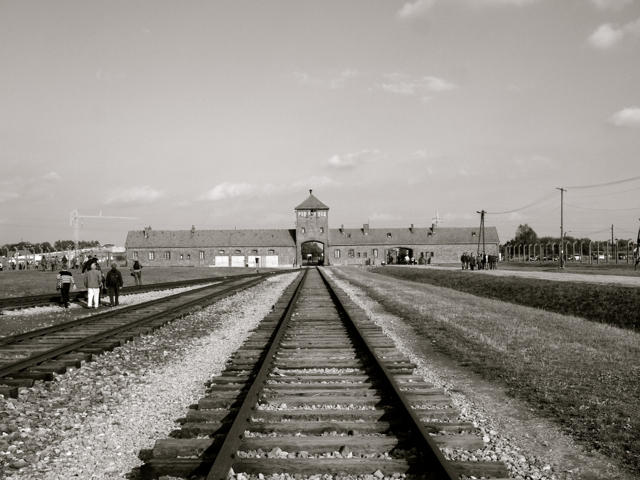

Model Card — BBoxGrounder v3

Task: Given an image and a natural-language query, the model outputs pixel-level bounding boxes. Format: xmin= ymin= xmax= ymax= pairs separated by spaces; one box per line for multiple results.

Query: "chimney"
xmin=410 ymin=224 xmax=414 ymax=233
xmin=340 ymin=224 xmax=344 ymax=235
xmin=363 ymin=223 xmax=369 ymax=235
xmin=191 ymin=225 xmax=195 ymax=236
xmin=143 ymin=226 xmax=152 ymax=239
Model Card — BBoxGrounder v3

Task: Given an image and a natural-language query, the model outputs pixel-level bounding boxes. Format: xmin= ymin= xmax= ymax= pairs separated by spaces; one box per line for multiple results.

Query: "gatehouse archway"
xmin=386 ymin=247 xmax=414 ymax=265
xmin=301 ymin=241 xmax=325 ymax=266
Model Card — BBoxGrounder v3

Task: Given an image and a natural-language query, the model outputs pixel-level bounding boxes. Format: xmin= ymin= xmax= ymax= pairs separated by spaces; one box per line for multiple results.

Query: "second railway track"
xmin=0 ymin=273 xmax=281 ymax=399
xmin=143 ymin=268 xmax=510 ymax=480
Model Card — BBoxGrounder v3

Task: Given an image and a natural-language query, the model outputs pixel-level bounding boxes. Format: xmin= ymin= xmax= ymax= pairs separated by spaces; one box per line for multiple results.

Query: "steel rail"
xmin=317 ymin=267 xmax=459 ymax=480
xmin=206 ymin=269 xmax=308 ymax=480
xmin=0 ymin=276 xmax=255 ymax=347
xmin=0 ymin=271 xmax=289 ymax=311
xmin=0 ymin=276 xmax=267 ymax=379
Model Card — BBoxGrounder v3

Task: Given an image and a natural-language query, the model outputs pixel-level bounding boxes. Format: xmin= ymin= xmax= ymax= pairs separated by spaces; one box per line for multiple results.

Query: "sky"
xmin=1 ymin=0 xmax=639 ymax=247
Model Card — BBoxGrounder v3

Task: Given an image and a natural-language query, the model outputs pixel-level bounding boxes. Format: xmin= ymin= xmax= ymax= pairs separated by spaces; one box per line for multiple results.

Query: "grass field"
xmin=370 ymin=266 xmax=640 ymax=331
xmin=0 ymin=266 xmax=290 ymax=299
xmin=331 ymin=266 xmax=640 ymax=475
xmin=498 ymin=261 xmax=640 ymax=277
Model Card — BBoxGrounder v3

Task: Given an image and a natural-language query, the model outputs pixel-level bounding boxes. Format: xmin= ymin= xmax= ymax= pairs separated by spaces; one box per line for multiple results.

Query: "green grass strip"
xmin=371 ymin=266 xmax=640 ymax=331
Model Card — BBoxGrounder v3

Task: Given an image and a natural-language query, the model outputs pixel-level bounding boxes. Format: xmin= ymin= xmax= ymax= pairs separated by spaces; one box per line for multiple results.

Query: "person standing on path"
xmin=56 ymin=265 xmax=76 ymax=308
xmin=105 ymin=263 xmax=123 ymax=306
xmin=84 ymin=263 xmax=102 ymax=308
xmin=131 ymin=259 xmax=142 ymax=285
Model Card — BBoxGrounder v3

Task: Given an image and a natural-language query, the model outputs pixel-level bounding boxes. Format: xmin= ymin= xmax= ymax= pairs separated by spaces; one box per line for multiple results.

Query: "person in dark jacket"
xmin=105 ymin=263 xmax=123 ymax=306
xmin=131 ymin=260 xmax=142 ymax=285
xmin=82 ymin=255 xmax=99 ymax=273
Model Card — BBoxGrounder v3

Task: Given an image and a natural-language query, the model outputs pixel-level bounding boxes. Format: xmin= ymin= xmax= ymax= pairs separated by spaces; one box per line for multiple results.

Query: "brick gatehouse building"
xmin=124 ymin=191 xmax=500 ymax=267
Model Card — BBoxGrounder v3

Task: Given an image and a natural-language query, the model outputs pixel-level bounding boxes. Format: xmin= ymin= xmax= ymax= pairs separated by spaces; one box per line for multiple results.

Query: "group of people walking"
xmin=460 ymin=252 xmax=498 ymax=271
xmin=54 ymin=257 xmax=142 ymax=309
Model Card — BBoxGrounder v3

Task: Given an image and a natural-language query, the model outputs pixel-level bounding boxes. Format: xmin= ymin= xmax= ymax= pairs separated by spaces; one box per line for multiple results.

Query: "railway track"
xmin=142 ymin=268 xmax=510 ymax=480
xmin=0 ymin=272 xmax=275 ymax=311
xmin=0 ymin=273 xmax=281 ymax=399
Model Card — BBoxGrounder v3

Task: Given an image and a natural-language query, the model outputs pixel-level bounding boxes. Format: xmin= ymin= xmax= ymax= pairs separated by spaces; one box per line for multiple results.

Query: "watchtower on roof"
xmin=295 ymin=190 xmax=330 ymax=266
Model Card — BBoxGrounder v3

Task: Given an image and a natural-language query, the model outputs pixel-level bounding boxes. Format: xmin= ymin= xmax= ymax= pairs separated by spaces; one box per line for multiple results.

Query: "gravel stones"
xmin=0 ymin=273 xmax=297 ymax=479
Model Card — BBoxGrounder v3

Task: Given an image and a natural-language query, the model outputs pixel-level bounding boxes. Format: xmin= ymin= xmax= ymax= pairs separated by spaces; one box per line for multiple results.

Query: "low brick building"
xmin=124 ymin=191 xmax=499 ymax=267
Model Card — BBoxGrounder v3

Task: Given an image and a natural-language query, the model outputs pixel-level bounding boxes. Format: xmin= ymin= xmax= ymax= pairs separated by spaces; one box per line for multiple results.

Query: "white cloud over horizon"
xmin=291 ymin=69 xmax=359 ymax=89
xmin=199 ymin=177 xmax=339 ymax=202
xmin=397 ymin=0 xmax=538 ymax=19
xmin=103 ymin=185 xmax=164 ymax=206
xmin=588 ymin=18 xmax=640 ymax=49
xmin=608 ymin=107 xmax=640 ymax=127
xmin=590 ymin=0 xmax=633 ymax=10
xmin=374 ymin=73 xmax=457 ymax=102
xmin=0 ymin=172 xmax=61 ymax=204
xmin=326 ymin=150 xmax=382 ymax=169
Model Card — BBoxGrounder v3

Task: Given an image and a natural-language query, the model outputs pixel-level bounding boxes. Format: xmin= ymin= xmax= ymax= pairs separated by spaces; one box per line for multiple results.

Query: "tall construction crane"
xmin=70 ymin=210 xmax=137 ymax=261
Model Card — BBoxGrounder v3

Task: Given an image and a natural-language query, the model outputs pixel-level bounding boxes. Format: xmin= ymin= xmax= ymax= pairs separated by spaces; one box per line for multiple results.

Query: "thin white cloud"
xmin=588 ymin=18 xmax=640 ymax=49
xmin=0 ymin=172 xmax=61 ymax=204
xmin=375 ymin=73 xmax=457 ymax=102
xmin=397 ymin=0 xmax=537 ymax=19
xmin=199 ymin=177 xmax=338 ymax=202
xmin=591 ymin=0 xmax=633 ymax=10
xmin=326 ymin=150 xmax=382 ymax=169
xmin=608 ymin=107 xmax=640 ymax=127
xmin=369 ymin=212 xmax=402 ymax=222
xmin=291 ymin=69 xmax=359 ymax=89
xmin=103 ymin=186 xmax=164 ymax=206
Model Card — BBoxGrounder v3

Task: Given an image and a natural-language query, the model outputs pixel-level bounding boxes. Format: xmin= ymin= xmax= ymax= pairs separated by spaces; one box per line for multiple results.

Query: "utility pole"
xmin=556 ymin=187 xmax=566 ymax=269
xmin=476 ymin=210 xmax=486 ymax=258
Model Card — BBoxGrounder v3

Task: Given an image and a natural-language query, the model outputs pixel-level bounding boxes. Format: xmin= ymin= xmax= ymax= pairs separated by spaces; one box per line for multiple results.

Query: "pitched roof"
xmin=329 ymin=226 xmax=499 ymax=246
xmin=295 ymin=192 xmax=329 ymax=210
xmin=125 ymin=229 xmax=296 ymax=249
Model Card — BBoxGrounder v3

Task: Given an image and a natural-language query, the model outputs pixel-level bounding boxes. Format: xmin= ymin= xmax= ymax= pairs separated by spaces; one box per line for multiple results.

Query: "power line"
xmin=565 ymin=174 xmax=640 ymax=190
xmin=570 ymin=186 xmax=640 ymax=199
xmin=486 ymin=190 xmax=558 ymax=215
xmin=565 ymin=203 xmax=640 ymax=212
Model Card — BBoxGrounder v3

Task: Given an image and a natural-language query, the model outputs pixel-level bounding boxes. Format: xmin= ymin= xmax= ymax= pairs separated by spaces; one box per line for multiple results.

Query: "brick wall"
xmin=328 ymin=243 xmax=499 ymax=266
xmin=126 ymin=246 xmax=296 ymax=268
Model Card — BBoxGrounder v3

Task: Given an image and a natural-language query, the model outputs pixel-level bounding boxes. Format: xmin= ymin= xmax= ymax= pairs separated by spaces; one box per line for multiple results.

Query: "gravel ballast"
xmin=0 ymin=273 xmax=298 ymax=479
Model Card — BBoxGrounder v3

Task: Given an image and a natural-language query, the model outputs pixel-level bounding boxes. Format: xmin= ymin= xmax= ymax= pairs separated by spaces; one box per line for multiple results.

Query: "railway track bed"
xmin=0 ymin=273 xmax=298 ymax=478
xmin=142 ymin=268 xmax=510 ymax=480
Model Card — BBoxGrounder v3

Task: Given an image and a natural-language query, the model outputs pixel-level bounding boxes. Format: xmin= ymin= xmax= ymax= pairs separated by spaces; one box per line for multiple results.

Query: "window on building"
xmin=320 ymin=227 xmax=324 ymax=233
xmin=363 ymin=252 xmax=368 ymax=258
xmin=387 ymin=233 xmax=392 ymax=238
xmin=251 ymin=249 xmax=258 ymax=254
xmin=218 ymin=250 xmax=225 ymax=254
xmin=132 ymin=252 xmax=138 ymax=260
xmin=148 ymin=252 xmax=155 ymax=260
xmin=357 ymin=252 xmax=361 ymax=258
xmin=348 ymin=249 xmax=354 ymax=258
xmin=179 ymin=254 xmax=184 ymax=260
xmin=268 ymin=249 xmax=275 ymax=255
xmin=199 ymin=251 xmax=205 ymax=260
xmin=334 ymin=249 xmax=341 ymax=258
xmin=234 ymin=250 xmax=241 ymax=254
xmin=301 ymin=228 xmax=305 ymax=234
xmin=164 ymin=252 xmax=171 ymax=260
xmin=187 ymin=254 xmax=191 ymax=260
xmin=472 ymin=232 xmax=477 ymax=237
xmin=373 ymin=249 xmax=378 ymax=257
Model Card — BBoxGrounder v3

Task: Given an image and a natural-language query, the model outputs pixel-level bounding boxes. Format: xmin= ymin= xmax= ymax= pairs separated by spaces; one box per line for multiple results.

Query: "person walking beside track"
xmin=84 ymin=263 xmax=102 ymax=308
xmin=56 ymin=265 xmax=76 ymax=309
xmin=131 ymin=259 xmax=142 ymax=285
xmin=105 ymin=263 xmax=123 ymax=307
